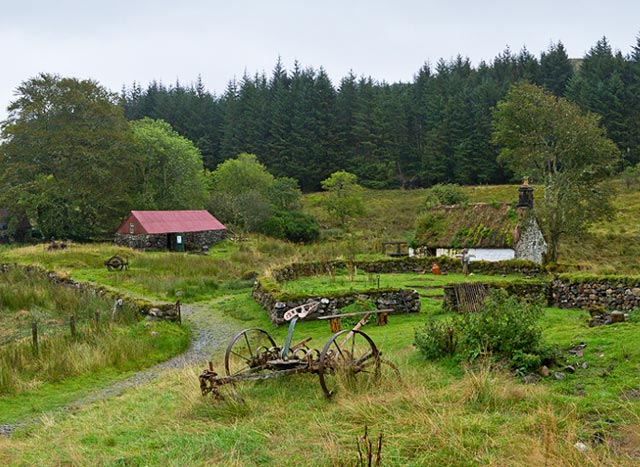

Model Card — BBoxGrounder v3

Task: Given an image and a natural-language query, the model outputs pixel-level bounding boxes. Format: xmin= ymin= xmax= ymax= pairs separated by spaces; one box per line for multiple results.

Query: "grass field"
xmin=1 ymin=182 xmax=640 ymax=466
xmin=1 ymin=290 xmax=639 ymax=466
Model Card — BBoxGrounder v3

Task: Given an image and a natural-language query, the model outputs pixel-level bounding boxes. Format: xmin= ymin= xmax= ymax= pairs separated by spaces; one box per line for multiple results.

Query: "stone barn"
xmin=114 ymin=210 xmax=227 ymax=251
xmin=415 ymin=183 xmax=547 ymax=264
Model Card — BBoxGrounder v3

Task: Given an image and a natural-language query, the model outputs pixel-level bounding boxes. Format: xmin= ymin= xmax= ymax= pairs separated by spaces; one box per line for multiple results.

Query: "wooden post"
xmin=376 ymin=312 xmax=388 ymax=326
xmin=95 ymin=310 xmax=100 ymax=331
xmin=70 ymin=315 xmax=76 ymax=339
xmin=176 ymin=300 xmax=182 ymax=326
xmin=31 ymin=321 xmax=38 ymax=355
xmin=329 ymin=317 xmax=341 ymax=333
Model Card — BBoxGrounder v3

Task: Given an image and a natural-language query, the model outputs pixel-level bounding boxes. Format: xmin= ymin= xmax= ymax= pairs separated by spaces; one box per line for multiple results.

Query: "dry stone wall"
xmin=1 ymin=264 xmax=179 ymax=321
xmin=552 ymin=276 xmax=640 ymax=311
xmin=271 ymin=257 xmax=541 ymax=282
xmin=252 ymin=280 xmax=420 ymax=325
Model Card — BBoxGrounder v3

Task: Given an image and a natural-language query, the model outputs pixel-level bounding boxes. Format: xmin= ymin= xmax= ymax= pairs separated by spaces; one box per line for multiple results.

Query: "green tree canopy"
xmin=208 ymin=153 xmax=318 ymax=241
xmin=0 ymin=73 xmax=137 ymax=240
xmin=492 ymin=82 xmax=620 ymax=262
xmin=320 ymin=171 xmax=366 ymax=227
xmin=211 ymin=153 xmax=274 ymax=196
xmin=130 ymin=118 xmax=208 ymax=210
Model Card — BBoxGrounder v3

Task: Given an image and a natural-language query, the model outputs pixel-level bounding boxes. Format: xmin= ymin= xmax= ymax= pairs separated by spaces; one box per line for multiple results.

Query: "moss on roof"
xmin=415 ymin=202 xmax=531 ymax=248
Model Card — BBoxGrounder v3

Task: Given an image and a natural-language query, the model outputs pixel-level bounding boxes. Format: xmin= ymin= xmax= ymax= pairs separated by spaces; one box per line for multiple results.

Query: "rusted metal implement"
xmin=104 ymin=255 xmax=129 ymax=271
xmin=199 ymin=303 xmax=399 ymax=400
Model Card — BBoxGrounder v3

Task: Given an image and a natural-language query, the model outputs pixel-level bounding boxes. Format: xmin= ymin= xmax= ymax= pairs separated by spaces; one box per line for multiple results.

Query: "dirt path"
xmin=0 ymin=301 xmax=246 ymax=436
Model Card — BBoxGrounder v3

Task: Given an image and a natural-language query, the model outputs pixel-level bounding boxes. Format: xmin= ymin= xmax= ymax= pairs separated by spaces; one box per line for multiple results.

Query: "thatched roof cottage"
xmin=415 ymin=183 xmax=547 ymax=264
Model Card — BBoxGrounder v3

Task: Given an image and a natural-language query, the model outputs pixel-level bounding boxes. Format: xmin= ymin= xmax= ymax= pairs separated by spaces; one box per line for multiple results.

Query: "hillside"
xmin=303 ymin=182 xmax=640 ymax=274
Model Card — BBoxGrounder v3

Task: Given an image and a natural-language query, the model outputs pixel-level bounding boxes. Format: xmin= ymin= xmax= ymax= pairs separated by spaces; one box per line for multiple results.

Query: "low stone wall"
xmin=441 ymin=276 xmax=640 ymax=313
xmin=114 ymin=229 xmax=227 ymax=250
xmin=252 ymin=280 xmax=420 ymax=325
xmin=1 ymin=264 xmax=179 ymax=321
xmin=271 ymin=257 xmax=542 ymax=283
xmin=552 ymin=276 xmax=640 ymax=311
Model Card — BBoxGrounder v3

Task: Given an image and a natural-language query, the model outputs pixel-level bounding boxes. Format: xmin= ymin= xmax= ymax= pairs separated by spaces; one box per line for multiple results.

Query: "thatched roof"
xmin=415 ymin=203 xmax=531 ymax=249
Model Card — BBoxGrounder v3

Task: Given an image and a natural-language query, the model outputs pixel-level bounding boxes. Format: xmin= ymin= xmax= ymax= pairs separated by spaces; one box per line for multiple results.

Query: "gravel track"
xmin=0 ymin=302 xmax=245 ymax=436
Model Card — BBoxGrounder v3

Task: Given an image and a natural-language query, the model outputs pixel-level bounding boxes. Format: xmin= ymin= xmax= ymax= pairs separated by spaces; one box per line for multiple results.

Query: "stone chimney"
xmin=517 ymin=178 xmax=534 ymax=209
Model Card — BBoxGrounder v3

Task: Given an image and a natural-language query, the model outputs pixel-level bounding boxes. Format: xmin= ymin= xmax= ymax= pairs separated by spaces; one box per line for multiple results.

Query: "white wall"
xmin=436 ymin=248 xmax=515 ymax=262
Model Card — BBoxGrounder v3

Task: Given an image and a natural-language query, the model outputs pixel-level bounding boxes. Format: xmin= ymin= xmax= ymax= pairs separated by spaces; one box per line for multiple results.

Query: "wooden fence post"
xmin=70 ymin=315 xmax=76 ymax=339
xmin=31 ymin=321 xmax=38 ymax=355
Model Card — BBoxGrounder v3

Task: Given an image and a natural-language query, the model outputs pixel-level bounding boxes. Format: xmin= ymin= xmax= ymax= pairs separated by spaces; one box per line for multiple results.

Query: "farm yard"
xmin=1 ymin=181 xmax=640 ymax=467
xmin=2 ymin=10 xmax=640 ymax=465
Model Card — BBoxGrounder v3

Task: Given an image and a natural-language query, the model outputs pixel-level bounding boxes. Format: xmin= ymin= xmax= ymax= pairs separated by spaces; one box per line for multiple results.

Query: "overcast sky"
xmin=2 ymin=0 xmax=639 ymax=121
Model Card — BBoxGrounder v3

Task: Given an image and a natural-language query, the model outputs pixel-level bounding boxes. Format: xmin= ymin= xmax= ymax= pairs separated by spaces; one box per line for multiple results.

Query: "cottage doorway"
xmin=167 ymin=233 xmax=185 ymax=252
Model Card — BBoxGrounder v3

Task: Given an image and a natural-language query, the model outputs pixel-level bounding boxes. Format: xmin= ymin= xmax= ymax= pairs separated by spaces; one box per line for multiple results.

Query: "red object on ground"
xmin=431 ymin=263 xmax=441 ymax=275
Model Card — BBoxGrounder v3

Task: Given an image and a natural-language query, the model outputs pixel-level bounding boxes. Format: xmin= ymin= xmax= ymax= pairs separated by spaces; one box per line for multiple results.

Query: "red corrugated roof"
xmin=124 ymin=210 xmax=226 ymax=234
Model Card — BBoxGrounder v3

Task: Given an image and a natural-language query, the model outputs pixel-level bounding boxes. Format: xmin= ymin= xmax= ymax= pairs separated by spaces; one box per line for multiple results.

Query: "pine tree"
xmin=540 ymin=41 xmax=574 ymax=96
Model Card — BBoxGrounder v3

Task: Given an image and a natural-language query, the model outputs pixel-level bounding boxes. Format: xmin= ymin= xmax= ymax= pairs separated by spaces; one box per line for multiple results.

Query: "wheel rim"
xmin=224 ymin=328 xmax=277 ymax=376
xmin=318 ymin=329 xmax=379 ymax=399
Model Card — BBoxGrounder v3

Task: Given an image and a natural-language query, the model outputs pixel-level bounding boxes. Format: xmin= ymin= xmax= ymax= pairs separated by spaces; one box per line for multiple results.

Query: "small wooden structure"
xmin=381 ymin=241 xmax=408 ymax=257
xmin=445 ymin=283 xmax=488 ymax=313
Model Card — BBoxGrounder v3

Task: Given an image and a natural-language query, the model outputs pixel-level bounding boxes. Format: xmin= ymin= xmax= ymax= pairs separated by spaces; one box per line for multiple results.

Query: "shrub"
xmin=459 ymin=290 xmax=546 ymax=363
xmin=256 ymin=210 xmax=320 ymax=243
xmin=628 ymin=308 xmax=640 ymax=323
xmin=415 ymin=290 xmax=553 ymax=370
xmin=423 ymin=183 xmax=468 ymax=209
xmin=414 ymin=317 xmax=458 ymax=359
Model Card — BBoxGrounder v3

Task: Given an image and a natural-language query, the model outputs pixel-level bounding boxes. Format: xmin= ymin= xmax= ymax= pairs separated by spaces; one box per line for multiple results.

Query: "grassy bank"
xmin=0 ymin=267 xmax=189 ymax=420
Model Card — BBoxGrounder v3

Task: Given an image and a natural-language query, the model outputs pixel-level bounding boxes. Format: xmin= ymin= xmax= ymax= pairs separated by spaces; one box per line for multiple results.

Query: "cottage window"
xmin=129 ymin=223 xmax=135 ymax=234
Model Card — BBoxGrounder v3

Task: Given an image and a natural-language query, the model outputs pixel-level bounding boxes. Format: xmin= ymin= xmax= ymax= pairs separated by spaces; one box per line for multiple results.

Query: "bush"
xmin=423 ymin=183 xmax=468 ymax=209
xmin=415 ymin=290 xmax=552 ymax=370
xmin=414 ymin=317 xmax=458 ymax=359
xmin=256 ymin=210 xmax=320 ymax=243
xmin=459 ymin=290 xmax=545 ymax=361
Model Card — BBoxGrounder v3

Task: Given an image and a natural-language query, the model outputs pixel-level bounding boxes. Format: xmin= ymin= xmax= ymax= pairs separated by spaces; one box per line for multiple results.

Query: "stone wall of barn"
xmin=114 ymin=229 xmax=226 ymax=250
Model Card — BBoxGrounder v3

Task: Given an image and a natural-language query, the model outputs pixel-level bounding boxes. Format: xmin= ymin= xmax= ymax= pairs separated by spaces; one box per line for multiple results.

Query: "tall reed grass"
xmin=0 ymin=267 xmax=189 ymax=395
xmin=0 ymin=320 xmax=188 ymax=395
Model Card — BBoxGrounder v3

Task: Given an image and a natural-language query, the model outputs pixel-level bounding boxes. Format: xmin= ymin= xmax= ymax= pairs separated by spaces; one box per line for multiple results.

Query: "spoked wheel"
xmin=318 ymin=329 xmax=381 ymax=399
xmin=224 ymin=328 xmax=278 ymax=376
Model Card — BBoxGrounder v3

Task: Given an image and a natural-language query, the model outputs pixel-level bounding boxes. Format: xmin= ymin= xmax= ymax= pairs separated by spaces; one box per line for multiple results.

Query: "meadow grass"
xmin=1 ymin=299 xmax=638 ymax=466
xmin=277 ymin=270 xmax=524 ymax=296
xmin=0 ymin=268 xmax=189 ymax=416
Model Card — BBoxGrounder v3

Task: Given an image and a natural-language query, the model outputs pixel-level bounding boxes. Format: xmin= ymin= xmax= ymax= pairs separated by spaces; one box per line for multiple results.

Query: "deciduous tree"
xmin=492 ymin=82 xmax=620 ymax=263
xmin=130 ymin=118 xmax=208 ymax=210
xmin=0 ymin=73 xmax=136 ymax=240
xmin=320 ymin=171 xmax=366 ymax=227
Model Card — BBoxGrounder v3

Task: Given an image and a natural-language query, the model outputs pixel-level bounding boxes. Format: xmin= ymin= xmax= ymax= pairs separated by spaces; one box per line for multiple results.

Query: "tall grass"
xmin=0 ymin=267 xmax=125 ymax=342
xmin=0 ymin=320 xmax=188 ymax=395
xmin=0 ymin=268 xmax=189 ymax=395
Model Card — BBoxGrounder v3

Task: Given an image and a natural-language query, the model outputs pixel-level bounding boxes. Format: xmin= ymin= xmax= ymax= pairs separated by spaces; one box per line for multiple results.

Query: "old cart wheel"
xmin=105 ymin=255 xmax=125 ymax=271
xmin=318 ymin=329 xmax=381 ymax=399
xmin=224 ymin=328 xmax=278 ymax=376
